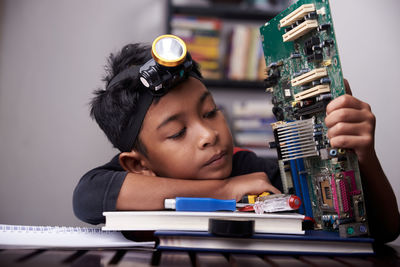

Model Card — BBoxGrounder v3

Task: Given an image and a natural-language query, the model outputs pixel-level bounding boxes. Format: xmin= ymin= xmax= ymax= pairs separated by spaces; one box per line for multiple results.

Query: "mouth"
xmin=204 ymin=151 xmax=227 ymax=167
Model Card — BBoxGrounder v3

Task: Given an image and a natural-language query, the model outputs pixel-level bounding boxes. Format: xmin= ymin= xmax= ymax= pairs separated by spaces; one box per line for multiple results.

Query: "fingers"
xmin=323 ymin=86 xmax=376 ymax=156
xmin=325 ymin=108 xmax=375 ymax=129
xmin=267 ymin=186 xmax=282 ymax=194
xmin=327 ymin=120 xmax=374 ymax=142
xmin=326 ymin=94 xmax=370 ymax=115
xmin=239 ymin=172 xmax=282 ymax=195
xmin=329 ymin=135 xmax=373 ymax=151
xmin=327 ymin=120 xmax=374 ymax=138
xmin=257 ymin=173 xmax=281 ymax=194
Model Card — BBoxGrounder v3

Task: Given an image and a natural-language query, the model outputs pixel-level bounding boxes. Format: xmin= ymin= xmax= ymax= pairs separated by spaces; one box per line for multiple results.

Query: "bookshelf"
xmin=166 ymin=3 xmax=280 ymax=32
xmin=166 ymin=0 xmax=290 ymax=90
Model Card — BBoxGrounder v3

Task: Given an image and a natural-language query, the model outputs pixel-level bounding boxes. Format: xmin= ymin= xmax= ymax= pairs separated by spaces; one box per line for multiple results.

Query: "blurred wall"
xmin=0 ymin=0 xmax=399 ymax=245
xmin=0 ymin=0 xmax=165 ymax=227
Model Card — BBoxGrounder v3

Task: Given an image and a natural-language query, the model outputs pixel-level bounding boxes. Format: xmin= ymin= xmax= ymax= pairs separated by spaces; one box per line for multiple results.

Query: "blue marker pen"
xmin=164 ymin=197 xmax=236 ymax=212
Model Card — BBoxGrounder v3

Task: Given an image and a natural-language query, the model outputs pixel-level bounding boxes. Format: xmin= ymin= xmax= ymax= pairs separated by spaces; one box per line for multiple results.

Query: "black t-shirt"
xmin=73 ymin=151 xmax=282 ymax=225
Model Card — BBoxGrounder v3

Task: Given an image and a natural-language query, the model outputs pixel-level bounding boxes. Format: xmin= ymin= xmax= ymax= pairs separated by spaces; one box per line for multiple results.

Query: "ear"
xmin=119 ymin=151 xmax=156 ymax=176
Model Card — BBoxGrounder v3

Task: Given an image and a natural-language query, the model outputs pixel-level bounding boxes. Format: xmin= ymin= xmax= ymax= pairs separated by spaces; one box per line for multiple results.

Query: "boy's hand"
xmin=325 ymin=79 xmax=376 ymax=163
xmin=222 ymin=172 xmax=281 ymax=201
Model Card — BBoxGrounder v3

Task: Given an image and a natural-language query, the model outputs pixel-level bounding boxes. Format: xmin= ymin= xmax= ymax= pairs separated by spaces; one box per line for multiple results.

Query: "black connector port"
xmin=295 ymin=99 xmax=330 ymax=119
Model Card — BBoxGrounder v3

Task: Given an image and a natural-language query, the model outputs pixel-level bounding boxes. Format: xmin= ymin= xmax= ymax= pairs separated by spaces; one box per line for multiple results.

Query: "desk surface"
xmin=1 ymin=245 xmax=399 ymax=266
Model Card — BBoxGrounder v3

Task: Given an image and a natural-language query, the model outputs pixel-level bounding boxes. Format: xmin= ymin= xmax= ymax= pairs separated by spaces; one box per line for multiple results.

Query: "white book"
xmin=0 ymin=224 xmax=155 ymax=249
xmin=102 ymin=211 xmax=305 ymax=235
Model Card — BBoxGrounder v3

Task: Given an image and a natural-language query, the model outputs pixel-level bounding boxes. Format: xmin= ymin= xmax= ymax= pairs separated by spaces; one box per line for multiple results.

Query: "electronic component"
xmin=283 ymin=20 xmax=319 ymax=42
xmin=272 ymin=118 xmax=319 ymax=161
xmin=291 ymin=68 xmax=327 ymax=87
xmin=339 ymin=222 xmax=369 ymax=238
xmin=294 ymin=98 xmax=329 ymax=118
xmin=279 ymin=4 xmax=316 ymax=27
xmin=260 ymin=0 xmax=368 ymax=237
xmin=254 ymin=194 xmax=301 ymax=214
xmin=294 ymin=84 xmax=331 ymax=101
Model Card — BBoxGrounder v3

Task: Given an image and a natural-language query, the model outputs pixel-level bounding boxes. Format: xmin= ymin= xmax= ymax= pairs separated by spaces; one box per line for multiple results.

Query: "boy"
xmin=73 ymin=40 xmax=399 ymax=243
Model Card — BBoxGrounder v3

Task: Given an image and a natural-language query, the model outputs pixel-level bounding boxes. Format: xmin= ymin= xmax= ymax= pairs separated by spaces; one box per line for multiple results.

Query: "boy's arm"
xmin=73 ymin=154 xmax=280 ymax=224
xmin=116 ymin=171 xmax=280 ymax=210
xmin=325 ymin=80 xmax=400 ymax=243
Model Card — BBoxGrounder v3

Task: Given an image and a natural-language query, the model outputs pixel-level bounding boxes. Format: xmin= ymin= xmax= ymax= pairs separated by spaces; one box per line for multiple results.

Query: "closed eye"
xmin=203 ymin=107 xmax=219 ymax=119
xmin=167 ymin=127 xmax=186 ymax=139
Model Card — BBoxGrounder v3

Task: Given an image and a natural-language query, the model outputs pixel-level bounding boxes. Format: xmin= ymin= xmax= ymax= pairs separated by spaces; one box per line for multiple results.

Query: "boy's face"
xmin=138 ymin=77 xmax=234 ymax=179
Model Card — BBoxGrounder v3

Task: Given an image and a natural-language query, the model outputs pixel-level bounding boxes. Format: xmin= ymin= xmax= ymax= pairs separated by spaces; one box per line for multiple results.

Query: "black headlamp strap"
xmin=118 ymin=89 xmax=153 ymax=152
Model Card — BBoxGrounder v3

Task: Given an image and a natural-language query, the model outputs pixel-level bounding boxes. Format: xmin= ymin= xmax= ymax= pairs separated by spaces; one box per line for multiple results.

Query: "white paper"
xmin=0 ymin=224 xmax=155 ymax=249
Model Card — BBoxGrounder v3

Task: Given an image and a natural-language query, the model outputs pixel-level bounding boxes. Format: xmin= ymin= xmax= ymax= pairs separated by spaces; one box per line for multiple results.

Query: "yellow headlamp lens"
xmin=151 ymin=35 xmax=187 ymax=67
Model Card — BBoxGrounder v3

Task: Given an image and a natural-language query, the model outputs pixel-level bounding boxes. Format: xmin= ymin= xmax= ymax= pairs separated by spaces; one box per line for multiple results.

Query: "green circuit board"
xmin=260 ymin=0 xmax=369 ymax=237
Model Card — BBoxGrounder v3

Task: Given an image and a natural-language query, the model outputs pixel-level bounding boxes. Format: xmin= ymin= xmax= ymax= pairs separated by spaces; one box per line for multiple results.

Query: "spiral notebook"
xmin=0 ymin=224 xmax=155 ymax=249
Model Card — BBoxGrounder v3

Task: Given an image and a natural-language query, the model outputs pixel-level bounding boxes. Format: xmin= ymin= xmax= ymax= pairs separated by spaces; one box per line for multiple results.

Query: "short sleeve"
xmin=72 ymin=154 xmax=126 ymax=224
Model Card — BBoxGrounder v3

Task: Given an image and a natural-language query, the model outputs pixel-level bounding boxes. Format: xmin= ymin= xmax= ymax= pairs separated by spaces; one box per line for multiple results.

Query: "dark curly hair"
xmin=90 ymin=43 xmax=201 ymax=156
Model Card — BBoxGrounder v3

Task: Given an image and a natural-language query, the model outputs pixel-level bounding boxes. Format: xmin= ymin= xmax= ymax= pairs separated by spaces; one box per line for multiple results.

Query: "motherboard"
xmin=259 ymin=0 xmax=369 ymax=237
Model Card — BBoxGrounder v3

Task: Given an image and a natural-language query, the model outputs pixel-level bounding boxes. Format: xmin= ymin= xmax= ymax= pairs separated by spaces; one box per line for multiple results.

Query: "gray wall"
xmin=0 ymin=0 xmax=399 ymax=245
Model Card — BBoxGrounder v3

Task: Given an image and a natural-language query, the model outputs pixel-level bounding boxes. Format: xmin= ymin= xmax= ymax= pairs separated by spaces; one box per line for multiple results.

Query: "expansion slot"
xmin=296 ymin=158 xmax=313 ymax=218
xmin=283 ymin=20 xmax=319 ymax=42
xmin=295 ymin=99 xmax=329 ymax=118
xmin=278 ymin=160 xmax=293 ymax=194
xmin=290 ymin=160 xmax=305 ymax=215
xmin=294 ymin=84 xmax=331 ymax=101
xmin=280 ymin=4 xmax=316 ymax=27
xmin=291 ymin=68 xmax=327 ymax=87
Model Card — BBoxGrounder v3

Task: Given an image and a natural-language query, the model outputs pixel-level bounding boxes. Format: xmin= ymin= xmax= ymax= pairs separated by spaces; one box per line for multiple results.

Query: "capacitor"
xmin=322 ymin=39 xmax=334 ymax=47
xmin=304 ymin=11 xmax=317 ymax=20
xmin=320 ymin=77 xmax=331 ymax=84
xmin=312 ymin=79 xmax=321 ymax=86
xmin=316 ymin=93 xmax=332 ymax=102
xmin=313 ymin=131 xmax=323 ymax=137
xmin=318 ymin=23 xmax=331 ymax=31
xmin=290 ymin=52 xmax=301 ymax=59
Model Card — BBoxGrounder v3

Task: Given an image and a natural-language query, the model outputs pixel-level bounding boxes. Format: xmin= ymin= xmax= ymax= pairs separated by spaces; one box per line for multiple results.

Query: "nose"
xmin=196 ymin=122 xmax=218 ymax=149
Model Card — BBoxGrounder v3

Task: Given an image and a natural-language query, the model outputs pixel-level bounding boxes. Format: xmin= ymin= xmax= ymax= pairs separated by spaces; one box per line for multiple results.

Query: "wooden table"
xmin=1 ymin=244 xmax=399 ymax=266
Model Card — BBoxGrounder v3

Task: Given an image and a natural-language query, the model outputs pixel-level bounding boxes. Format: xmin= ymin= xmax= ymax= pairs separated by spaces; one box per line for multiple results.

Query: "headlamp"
xmin=139 ymin=34 xmax=193 ymax=96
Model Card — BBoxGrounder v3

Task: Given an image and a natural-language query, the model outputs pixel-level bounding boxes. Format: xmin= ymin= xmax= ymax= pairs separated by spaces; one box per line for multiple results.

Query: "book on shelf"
xmin=102 ymin=211 xmax=305 ymax=235
xmin=226 ymin=24 xmax=266 ymax=81
xmin=171 ymin=15 xmax=267 ymax=82
xmin=171 ymin=15 xmax=222 ymax=79
xmin=155 ymin=230 xmax=374 ymax=256
xmin=232 ymin=99 xmax=275 ymax=149
xmin=0 ymin=224 xmax=155 ymax=250
xmin=232 ymin=100 xmax=274 ymax=118
xmin=233 ymin=117 xmax=275 ymax=131
xmin=235 ymin=131 xmax=274 ymax=148
xmin=227 ymin=24 xmax=251 ymax=80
